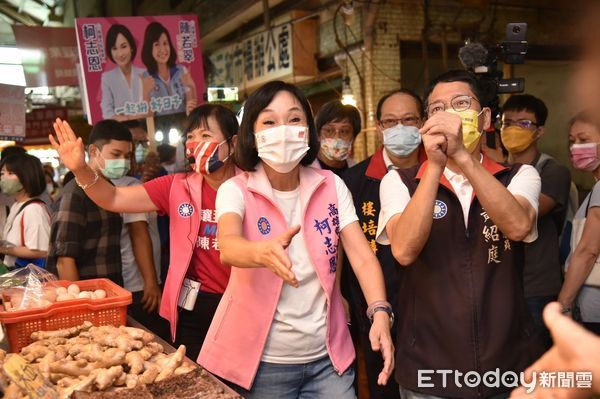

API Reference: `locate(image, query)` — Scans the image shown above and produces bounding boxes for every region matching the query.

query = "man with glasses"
[315,100,361,175]
[123,120,166,182]
[376,70,544,399]
[341,89,425,399]
[501,94,572,350]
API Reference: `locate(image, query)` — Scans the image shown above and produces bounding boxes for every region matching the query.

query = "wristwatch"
[366,300,395,328]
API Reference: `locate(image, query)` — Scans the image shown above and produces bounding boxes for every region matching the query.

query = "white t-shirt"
[2,200,51,267]
[112,177,162,293]
[216,172,357,364]
[376,162,540,245]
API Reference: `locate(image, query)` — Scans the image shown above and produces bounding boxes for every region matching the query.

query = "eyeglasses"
[426,95,480,117]
[320,125,354,139]
[501,119,540,130]
[135,140,150,147]
[379,116,420,129]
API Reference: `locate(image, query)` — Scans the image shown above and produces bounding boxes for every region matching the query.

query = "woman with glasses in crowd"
[314,100,361,176]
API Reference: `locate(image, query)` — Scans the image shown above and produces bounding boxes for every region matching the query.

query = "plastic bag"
[0,264,59,312]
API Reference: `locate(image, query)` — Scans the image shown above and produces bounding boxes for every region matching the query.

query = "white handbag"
[566,192,600,287]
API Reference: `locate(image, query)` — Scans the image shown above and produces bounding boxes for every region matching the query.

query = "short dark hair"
[121,119,147,131]
[502,94,548,126]
[0,154,46,197]
[142,22,177,76]
[89,119,133,148]
[423,70,491,110]
[315,100,361,138]
[157,144,176,163]
[235,81,319,171]
[105,24,137,64]
[184,104,239,143]
[376,89,424,120]
[1,146,26,160]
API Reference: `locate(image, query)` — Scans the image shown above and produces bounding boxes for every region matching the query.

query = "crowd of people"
[0,64,599,398]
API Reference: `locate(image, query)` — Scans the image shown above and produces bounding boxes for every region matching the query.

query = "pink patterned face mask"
[570,143,600,171]
[320,138,352,161]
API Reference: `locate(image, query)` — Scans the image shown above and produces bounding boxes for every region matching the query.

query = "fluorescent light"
[168,128,180,145]
[0,64,26,86]
[0,47,23,65]
[19,49,44,64]
[155,130,164,142]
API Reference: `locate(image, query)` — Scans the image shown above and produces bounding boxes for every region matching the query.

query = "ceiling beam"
[0,0,43,25]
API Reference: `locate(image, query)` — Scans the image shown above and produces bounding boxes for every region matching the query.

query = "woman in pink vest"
[49,104,239,360]
[198,81,394,398]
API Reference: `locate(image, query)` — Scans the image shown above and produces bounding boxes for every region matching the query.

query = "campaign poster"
[75,15,204,125]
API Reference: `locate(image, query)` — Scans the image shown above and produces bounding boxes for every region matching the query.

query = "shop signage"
[0,84,25,141]
[12,26,79,87]
[209,18,317,91]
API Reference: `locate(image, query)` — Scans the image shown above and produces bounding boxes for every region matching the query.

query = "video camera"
[458,23,528,94]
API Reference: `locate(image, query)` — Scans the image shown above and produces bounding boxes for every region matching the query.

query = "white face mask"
[46,183,54,194]
[255,125,309,173]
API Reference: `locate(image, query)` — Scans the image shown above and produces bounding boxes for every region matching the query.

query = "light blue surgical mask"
[97,154,130,179]
[135,143,149,164]
[383,124,422,157]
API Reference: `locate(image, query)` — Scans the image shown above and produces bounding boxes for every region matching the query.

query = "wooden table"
[126,316,240,397]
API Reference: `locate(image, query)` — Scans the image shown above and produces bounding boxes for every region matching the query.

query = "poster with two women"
[75,15,204,125]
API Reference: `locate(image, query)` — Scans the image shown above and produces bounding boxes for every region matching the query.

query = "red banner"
[12,26,79,87]
[24,107,68,145]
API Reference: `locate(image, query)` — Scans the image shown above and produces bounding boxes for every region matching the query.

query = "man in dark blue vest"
[377,70,545,399]
[342,89,425,398]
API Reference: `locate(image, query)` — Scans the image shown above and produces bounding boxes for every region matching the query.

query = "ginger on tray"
[30,321,93,341]
[14,322,194,398]
[154,345,186,382]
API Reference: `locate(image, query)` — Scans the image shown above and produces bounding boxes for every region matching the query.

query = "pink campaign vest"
[159,172,204,340]
[198,164,355,390]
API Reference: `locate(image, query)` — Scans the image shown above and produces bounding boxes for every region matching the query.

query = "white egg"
[67,284,80,295]
[93,289,107,299]
[56,293,75,302]
[55,287,68,296]
[77,291,92,299]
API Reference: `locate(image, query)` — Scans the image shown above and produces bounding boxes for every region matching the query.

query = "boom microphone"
[458,42,489,73]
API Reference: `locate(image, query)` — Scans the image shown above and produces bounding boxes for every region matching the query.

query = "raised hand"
[49,118,87,172]
[421,129,448,168]
[420,111,466,160]
[257,225,301,287]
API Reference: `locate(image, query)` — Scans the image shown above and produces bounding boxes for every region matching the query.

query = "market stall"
[0,270,240,398]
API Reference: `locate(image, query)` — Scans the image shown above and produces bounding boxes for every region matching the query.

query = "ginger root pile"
[0,322,193,399]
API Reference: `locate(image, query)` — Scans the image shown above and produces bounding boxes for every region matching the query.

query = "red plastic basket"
[0,279,132,352]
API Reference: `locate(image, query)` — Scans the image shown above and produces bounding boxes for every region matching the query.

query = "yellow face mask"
[446,108,484,153]
[500,126,536,154]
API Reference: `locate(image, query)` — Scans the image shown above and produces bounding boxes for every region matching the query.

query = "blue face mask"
[135,143,149,164]
[382,124,422,157]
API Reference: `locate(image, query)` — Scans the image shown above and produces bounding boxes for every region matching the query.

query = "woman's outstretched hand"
[49,118,87,173]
